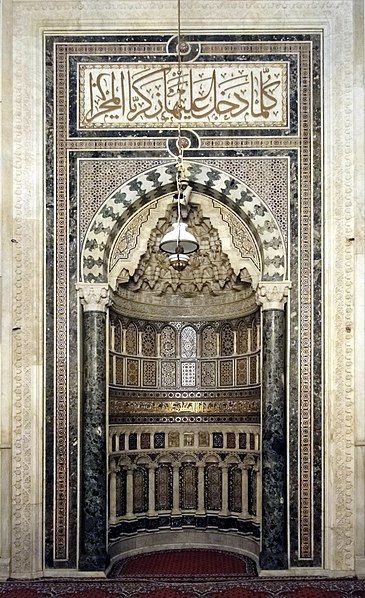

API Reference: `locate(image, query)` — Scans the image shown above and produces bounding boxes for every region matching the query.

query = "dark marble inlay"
[109,514,260,540]
[79,311,108,571]
[260,309,287,570]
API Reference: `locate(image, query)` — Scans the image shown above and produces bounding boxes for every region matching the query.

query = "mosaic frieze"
[220,360,234,387]
[201,326,217,357]
[109,314,260,398]
[181,362,196,387]
[125,323,138,355]
[115,356,123,385]
[141,324,157,357]
[220,323,234,356]
[126,359,138,386]
[237,358,248,386]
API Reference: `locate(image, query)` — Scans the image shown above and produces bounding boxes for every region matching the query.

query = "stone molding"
[76,283,110,312]
[255,282,291,311]
[4,0,358,579]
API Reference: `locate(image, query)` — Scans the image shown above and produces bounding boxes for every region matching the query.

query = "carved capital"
[255,281,291,311]
[76,283,110,312]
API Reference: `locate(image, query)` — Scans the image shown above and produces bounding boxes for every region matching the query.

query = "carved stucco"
[109,193,261,291]
[4,0,357,578]
[109,193,260,317]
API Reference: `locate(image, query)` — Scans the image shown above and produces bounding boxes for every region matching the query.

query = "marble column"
[76,283,110,571]
[109,459,119,525]
[256,281,291,570]
[126,468,134,519]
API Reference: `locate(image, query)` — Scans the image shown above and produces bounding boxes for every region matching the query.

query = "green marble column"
[77,283,109,571]
[256,282,290,571]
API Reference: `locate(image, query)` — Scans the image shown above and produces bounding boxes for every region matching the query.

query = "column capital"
[109,459,120,474]
[76,283,110,312]
[256,281,291,311]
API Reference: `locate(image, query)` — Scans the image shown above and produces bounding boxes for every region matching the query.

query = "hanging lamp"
[159,0,199,271]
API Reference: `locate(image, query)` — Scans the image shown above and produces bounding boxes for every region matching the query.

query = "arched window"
[141,324,157,357]
[250,320,258,352]
[201,325,217,357]
[181,326,197,358]
[114,320,122,353]
[220,323,234,356]
[160,326,176,358]
[237,320,248,354]
[125,322,138,355]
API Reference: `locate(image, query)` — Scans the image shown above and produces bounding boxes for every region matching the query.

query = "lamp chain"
[176,0,184,251]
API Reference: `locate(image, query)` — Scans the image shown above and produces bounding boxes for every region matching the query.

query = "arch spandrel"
[82,161,286,284]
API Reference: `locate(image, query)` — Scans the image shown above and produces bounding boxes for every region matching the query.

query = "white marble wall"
[0,0,363,579]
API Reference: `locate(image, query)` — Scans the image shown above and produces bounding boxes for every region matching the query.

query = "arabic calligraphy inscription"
[79,62,288,128]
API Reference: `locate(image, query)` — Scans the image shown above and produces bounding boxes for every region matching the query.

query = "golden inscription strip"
[109,399,260,416]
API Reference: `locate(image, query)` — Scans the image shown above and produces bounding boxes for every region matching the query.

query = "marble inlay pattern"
[45,31,322,570]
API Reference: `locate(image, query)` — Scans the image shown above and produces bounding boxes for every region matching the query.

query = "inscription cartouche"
[79,62,288,129]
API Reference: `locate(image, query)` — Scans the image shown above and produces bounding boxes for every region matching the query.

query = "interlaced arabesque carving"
[117,203,253,299]
[203,158,288,241]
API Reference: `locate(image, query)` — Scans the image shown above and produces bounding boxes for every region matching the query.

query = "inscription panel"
[79,62,288,129]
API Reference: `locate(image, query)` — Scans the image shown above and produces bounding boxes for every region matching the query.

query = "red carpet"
[109,548,256,578]
[1,578,365,597]
[1,551,365,598]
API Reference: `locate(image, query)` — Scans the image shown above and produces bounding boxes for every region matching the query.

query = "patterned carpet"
[109,549,257,579]
[1,578,365,597]
[1,550,365,597]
